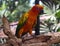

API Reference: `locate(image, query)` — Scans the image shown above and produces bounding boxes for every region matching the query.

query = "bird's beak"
[39,10,45,15]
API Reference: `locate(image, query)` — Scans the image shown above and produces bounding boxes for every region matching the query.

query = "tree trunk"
[35,0,40,35]
[35,15,40,35]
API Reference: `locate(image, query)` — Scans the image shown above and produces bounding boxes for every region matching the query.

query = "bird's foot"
[31,35,36,38]
[21,37,25,43]
[22,39,25,43]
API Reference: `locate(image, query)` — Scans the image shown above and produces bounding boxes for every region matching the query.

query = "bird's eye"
[36,7,40,10]
[36,7,41,11]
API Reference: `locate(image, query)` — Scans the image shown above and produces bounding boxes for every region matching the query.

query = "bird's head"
[32,4,44,15]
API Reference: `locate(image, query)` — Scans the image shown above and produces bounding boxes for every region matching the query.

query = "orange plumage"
[15,4,43,38]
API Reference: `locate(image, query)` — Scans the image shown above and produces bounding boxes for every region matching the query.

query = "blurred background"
[0,0,60,46]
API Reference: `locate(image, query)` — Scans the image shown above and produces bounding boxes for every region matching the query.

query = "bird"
[15,4,44,39]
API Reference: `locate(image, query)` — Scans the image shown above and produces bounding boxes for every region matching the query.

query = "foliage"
[57,27,60,32]
[44,6,53,14]
[0,0,30,22]
[41,0,60,11]
[53,10,60,32]
[55,10,60,20]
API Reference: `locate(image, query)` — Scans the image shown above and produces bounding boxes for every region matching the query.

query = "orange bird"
[15,4,44,38]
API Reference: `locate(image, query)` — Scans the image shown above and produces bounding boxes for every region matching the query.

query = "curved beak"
[39,10,46,15]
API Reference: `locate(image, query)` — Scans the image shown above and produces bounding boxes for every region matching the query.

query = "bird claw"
[22,39,25,43]
[31,35,36,38]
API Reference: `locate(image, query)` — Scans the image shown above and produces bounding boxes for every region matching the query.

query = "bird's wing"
[15,12,29,36]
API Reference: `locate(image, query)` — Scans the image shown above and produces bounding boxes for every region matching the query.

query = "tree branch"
[2,15,22,46]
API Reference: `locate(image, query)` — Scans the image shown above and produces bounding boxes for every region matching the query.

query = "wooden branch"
[22,32,60,46]
[2,15,14,37]
[2,16,22,46]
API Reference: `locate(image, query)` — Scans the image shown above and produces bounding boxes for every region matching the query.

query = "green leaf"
[57,28,60,32]
[55,10,60,19]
